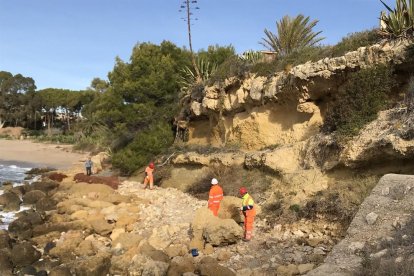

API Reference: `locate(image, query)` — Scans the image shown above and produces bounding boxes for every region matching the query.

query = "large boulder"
[23,190,46,204]
[197,257,236,276]
[0,230,11,249]
[30,180,59,194]
[49,231,84,262]
[218,196,244,223]
[88,217,114,236]
[112,232,143,252]
[110,252,169,276]
[20,210,44,226]
[10,242,41,267]
[73,252,111,276]
[0,192,21,211]
[35,196,57,212]
[167,256,196,276]
[218,196,262,223]
[139,241,170,263]
[8,216,33,240]
[0,251,13,276]
[191,208,243,247]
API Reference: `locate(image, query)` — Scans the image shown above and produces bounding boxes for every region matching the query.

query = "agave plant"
[380,0,414,38]
[179,58,217,101]
[239,50,264,64]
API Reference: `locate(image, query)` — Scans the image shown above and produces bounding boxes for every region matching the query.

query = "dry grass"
[358,215,414,276]
[186,165,272,201]
[300,175,379,229]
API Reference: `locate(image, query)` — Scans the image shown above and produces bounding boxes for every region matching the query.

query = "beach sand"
[0,139,87,169]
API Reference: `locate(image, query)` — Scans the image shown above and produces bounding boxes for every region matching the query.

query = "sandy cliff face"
[182,39,414,164]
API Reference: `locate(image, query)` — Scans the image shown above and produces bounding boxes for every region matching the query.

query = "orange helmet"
[239,187,247,195]
[149,162,155,169]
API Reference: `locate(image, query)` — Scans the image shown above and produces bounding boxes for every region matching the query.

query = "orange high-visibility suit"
[208,185,223,216]
[241,193,256,240]
[143,166,154,189]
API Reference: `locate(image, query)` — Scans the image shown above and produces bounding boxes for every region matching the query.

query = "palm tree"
[261,14,325,56]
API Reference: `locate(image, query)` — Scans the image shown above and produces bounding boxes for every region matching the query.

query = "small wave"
[0,205,32,230]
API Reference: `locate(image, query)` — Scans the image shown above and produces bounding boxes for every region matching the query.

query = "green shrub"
[289,204,301,213]
[209,56,249,83]
[329,29,382,57]
[111,122,174,175]
[33,134,77,144]
[250,60,279,77]
[322,65,395,138]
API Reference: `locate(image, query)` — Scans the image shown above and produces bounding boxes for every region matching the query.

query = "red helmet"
[149,162,155,169]
[239,187,247,195]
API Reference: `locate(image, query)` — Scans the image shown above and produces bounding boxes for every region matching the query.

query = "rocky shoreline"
[0,152,342,276]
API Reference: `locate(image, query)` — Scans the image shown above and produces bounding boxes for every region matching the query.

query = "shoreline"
[0,139,86,169]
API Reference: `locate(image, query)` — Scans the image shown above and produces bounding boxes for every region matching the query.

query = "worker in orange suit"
[239,187,256,241]
[143,162,155,190]
[208,178,223,216]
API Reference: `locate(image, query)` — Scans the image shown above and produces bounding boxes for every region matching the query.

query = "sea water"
[0,161,36,230]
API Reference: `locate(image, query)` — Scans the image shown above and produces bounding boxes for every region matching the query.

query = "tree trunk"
[47,113,52,136]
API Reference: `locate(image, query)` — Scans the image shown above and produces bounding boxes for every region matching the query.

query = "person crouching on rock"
[239,187,256,241]
[85,157,93,176]
[143,162,155,190]
[208,178,223,216]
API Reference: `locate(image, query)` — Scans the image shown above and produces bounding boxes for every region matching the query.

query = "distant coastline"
[0,139,86,169]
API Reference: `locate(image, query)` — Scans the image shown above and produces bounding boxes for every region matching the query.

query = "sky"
[0,0,392,90]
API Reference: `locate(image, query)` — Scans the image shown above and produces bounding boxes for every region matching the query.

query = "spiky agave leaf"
[380,0,414,38]
[179,58,217,102]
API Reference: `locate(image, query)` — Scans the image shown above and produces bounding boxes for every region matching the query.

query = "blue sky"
[0,0,391,90]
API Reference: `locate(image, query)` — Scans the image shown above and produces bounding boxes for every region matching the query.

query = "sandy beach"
[0,139,87,169]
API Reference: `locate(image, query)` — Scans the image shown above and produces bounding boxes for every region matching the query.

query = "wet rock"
[0,192,21,211]
[33,221,88,236]
[0,229,11,249]
[23,190,46,204]
[35,197,57,212]
[22,210,44,226]
[8,216,33,240]
[17,265,37,276]
[0,252,13,274]
[30,181,59,194]
[10,242,41,267]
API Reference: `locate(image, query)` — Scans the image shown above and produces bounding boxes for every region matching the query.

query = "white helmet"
[211,178,218,185]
